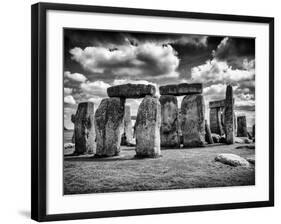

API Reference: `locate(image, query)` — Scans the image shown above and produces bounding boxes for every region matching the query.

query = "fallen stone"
[74,102,96,155]
[237,116,248,137]
[211,133,221,143]
[235,137,245,144]
[246,157,255,165]
[160,95,180,147]
[159,83,202,96]
[135,96,161,158]
[209,99,225,108]
[225,85,234,144]
[181,94,206,147]
[107,84,156,98]
[95,97,125,157]
[215,153,250,167]
[64,143,75,149]
[205,121,214,144]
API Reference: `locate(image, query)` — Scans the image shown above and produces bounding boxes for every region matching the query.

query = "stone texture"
[159,95,179,147]
[159,83,202,96]
[135,96,161,158]
[215,153,250,167]
[211,133,221,143]
[209,107,224,135]
[74,102,96,155]
[225,85,234,144]
[107,84,156,98]
[70,114,76,143]
[181,94,206,147]
[209,100,225,108]
[121,105,134,146]
[237,116,247,137]
[205,120,214,144]
[94,98,125,157]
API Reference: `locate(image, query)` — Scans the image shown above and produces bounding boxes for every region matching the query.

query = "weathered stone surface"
[64,143,75,149]
[209,100,225,108]
[211,133,221,143]
[121,105,134,146]
[215,153,250,167]
[107,84,156,98]
[237,116,247,137]
[70,114,76,143]
[135,96,161,157]
[74,102,96,155]
[159,95,179,147]
[159,83,202,96]
[95,98,125,157]
[225,85,234,144]
[235,137,245,144]
[209,107,224,135]
[181,94,206,147]
[205,120,214,144]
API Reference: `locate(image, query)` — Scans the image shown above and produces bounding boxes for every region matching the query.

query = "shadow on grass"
[64,154,158,162]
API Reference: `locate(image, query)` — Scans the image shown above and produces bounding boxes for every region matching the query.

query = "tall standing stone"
[159,95,179,147]
[135,96,161,158]
[205,120,214,144]
[209,107,224,135]
[94,97,125,157]
[181,94,206,147]
[122,105,134,145]
[74,102,95,155]
[71,114,75,143]
[237,116,248,137]
[225,85,234,144]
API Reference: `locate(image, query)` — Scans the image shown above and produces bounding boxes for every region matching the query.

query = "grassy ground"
[64,141,255,195]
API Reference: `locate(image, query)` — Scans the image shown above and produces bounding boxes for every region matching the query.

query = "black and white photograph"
[63,29,256,195]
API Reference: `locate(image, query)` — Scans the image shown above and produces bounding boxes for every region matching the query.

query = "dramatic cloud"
[212,37,255,69]
[191,59,255,85]
[80,80,110,97]
[64,87,73,95]
[64,95,76,105]
[70,42,180,79]
[64,71,87,83]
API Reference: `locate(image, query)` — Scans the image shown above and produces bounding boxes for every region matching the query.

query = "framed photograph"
[31,2,274,222]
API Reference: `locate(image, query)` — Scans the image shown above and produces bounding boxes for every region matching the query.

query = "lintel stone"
[159,83,202,96]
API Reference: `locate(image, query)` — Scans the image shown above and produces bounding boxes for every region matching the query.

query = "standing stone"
[237,116,248,137]
[94,98,125,157]
[74,102,95,155]
[70,114,76,143]
[181,94,206,147]
[234,113,237,136]
[225,85,234,144]
[209,107,224,135]
[205,120,214,144]
[135,96,161,158]
[159,95,179,147]
[121,105,134,145]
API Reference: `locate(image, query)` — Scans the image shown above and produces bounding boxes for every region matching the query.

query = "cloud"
[212,37,255,69]
[64,87,72,95]
[190,59,255,85]
[80,80,111,97]
[64,71,87,83]
[64,95,76,105]
[70,42,180,79]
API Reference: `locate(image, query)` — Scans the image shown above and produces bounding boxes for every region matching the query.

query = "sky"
[63,29,255,130]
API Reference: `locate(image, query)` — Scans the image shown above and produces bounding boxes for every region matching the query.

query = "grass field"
[64,130,255,195]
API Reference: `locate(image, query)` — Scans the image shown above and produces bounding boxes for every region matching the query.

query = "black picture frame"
[31,2,274,222]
